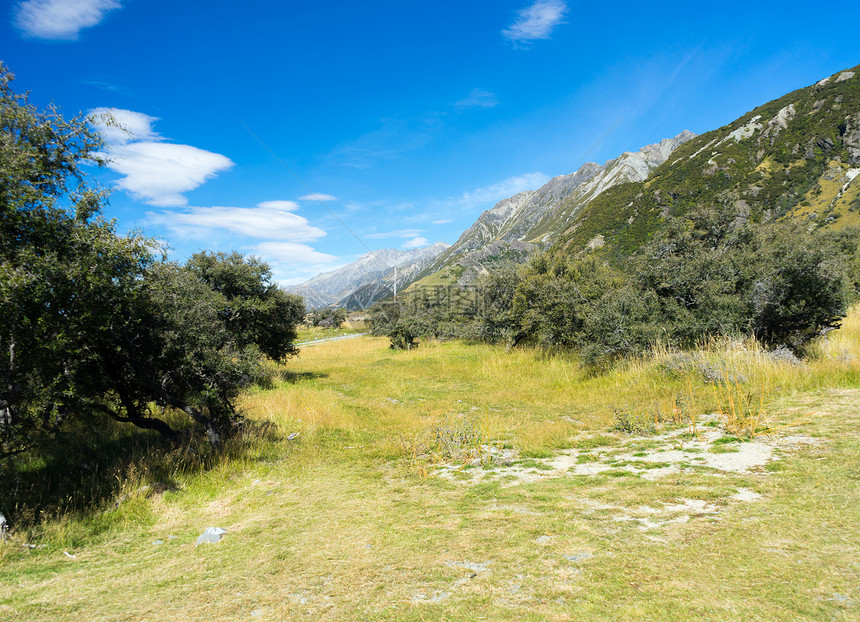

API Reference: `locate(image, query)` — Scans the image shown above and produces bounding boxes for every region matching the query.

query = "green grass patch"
[1,307,859,619]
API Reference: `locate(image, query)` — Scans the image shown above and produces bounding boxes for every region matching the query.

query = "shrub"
[310,307,348,329]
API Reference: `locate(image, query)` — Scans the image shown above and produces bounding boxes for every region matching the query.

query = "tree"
[500,204,858,360]
[310,307,348,329]
[0,64,304,460]
[631,205,858,351]
[513,254,626,351]
[630,205,757,346]
[1,61,130,459]
[473,266,523,346]
[185,251,304,360]
[748,224,856,348]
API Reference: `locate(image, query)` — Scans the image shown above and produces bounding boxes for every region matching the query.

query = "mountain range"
[413,130,696,287]
[549,64,859,258]
[292,63,859,310]
[289,242,449,310]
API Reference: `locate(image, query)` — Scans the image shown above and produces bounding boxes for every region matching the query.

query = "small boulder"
[196,527,227,546]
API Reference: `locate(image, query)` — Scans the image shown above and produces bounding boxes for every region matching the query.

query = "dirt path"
[294,333,369,348]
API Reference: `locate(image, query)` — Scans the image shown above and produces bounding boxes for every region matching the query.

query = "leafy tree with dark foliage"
[373,202,858,362]
[746,224,856,348]
[0,64,303,462]
[186,251,304,360]
[310,307,348,329]
[631,205,857,351]
[473,266,523,346]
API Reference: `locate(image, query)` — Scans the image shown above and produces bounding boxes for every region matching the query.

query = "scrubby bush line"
[308,307,348,329]
[373,204,860,361]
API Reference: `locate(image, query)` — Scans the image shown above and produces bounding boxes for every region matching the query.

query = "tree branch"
[91,402,179,441]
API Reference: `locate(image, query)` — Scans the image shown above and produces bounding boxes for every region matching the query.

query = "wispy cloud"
[89,107,233,207]
[502,0,567,45]
[364,229,424,240]
[331,115,443,169]
[442,172,549,212]
[145,201,336,285]
[456,89,499,109]
[14,0,121,40]
[81,79,135,96]
[298,193,337,202]
[257,200,300,212]
[148,203,326,242]
[253,241,337,265]
[403,236,430,249]
[252,241,342,288]
[361,228,433,249]
[373,173,549,230]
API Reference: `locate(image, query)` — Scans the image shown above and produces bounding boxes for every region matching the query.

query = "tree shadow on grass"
[0,412,282,535]
[264,368,329,388]
[276,370,329,384]
[253,369,328,390]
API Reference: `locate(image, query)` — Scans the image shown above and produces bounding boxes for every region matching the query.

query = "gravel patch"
[435,423,817,486]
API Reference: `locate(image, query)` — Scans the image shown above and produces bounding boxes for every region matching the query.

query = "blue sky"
[3,0,858,284]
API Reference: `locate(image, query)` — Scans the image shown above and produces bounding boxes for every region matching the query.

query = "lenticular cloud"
[88,107,234,207]
[502,0,567,44]
[14,0,121,40]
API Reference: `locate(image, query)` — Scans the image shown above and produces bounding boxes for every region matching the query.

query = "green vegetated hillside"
[551,65,860,259]
[409,132,695,290]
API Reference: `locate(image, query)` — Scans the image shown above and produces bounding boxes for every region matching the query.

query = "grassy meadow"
[2,310,860,620]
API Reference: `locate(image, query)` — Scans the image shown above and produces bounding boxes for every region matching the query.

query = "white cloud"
[432,219,453,225]
[252,242,342,287]
[445,172,550,212]
[14,0,121,40]
[106,142,233,207]
[365,229,424,240]
[503,0,567,44]
[89,107,159,144]
[89,107,233,207]
[257,200,300,211]
[149,203,326,242]
[253,242,337,265]
[298,193,337,202]
[403,236,430,249]
[456,89,499,109]
[145,202,335,285]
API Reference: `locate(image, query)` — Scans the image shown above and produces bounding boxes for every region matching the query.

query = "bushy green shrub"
[310,307,348,329]
[372,204,859,363]
[0,65,304,461]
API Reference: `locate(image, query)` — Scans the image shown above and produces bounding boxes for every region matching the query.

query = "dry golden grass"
[2,310,860,620]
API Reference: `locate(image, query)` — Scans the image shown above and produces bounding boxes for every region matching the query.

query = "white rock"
[721,116,763,144]
[196,527,228,546]
[764,104,796,140]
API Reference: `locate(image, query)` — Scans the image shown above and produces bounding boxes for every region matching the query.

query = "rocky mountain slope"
[550,64,860,258]
[414,131,696,287]
[292,64,858,311]
[289,242,449,310]
[336,252,436,310]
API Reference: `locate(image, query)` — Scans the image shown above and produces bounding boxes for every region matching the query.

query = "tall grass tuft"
[712,377,770,437]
